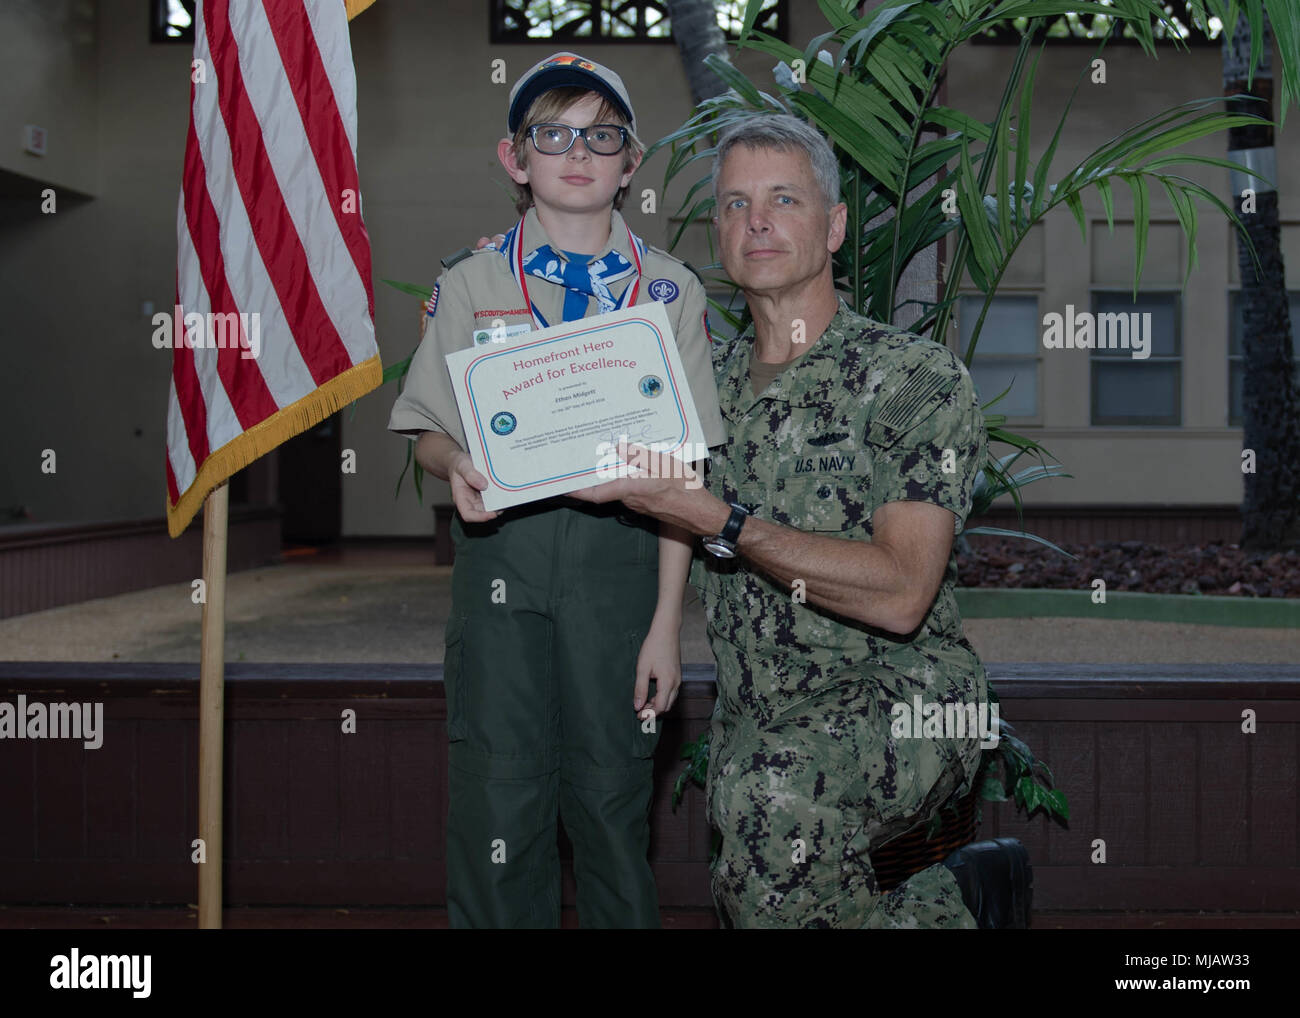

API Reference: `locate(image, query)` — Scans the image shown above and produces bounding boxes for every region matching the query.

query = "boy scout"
[388,53,725,928]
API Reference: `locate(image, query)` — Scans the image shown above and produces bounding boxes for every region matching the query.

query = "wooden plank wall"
[0,509,281,619]
[1,662,1295,914]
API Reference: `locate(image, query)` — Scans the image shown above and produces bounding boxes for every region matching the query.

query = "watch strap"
[719,502,748,544]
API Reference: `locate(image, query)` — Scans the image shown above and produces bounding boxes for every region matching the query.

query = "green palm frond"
[653,0,1297,548]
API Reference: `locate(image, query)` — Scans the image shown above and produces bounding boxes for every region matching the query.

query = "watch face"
[704,538,737,559]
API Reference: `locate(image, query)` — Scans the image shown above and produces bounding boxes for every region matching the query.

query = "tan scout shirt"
[387,208,727,453]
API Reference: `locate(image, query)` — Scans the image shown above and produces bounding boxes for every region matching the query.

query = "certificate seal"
[647,278,679,303]
[638,375,664,398]
[490,411,517,436]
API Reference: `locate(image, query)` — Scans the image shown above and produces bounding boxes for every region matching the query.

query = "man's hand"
[448,451,500,523]
[568,442,729,537]
[475,233,507,252]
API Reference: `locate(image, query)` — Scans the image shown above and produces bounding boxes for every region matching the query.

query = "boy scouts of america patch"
[648,278,679,303]
[425,283,440,318]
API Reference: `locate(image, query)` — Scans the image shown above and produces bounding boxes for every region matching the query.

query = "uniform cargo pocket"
[442,614,468,743]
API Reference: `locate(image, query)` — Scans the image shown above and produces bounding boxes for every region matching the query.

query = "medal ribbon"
[506,216,643,329]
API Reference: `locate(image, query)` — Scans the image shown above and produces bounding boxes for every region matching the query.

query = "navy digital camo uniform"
[693,301,989,928]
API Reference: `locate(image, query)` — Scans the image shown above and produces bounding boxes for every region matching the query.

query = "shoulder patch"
[644,243,705,285]
[440,246,474,270]
[425,282,440,319]
[874,363,956,431]
[648,277,680,303]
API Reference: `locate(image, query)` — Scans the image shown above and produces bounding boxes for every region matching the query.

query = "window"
[957,295,1040,419]
[151,0,195,43]
[975,1,1222,45]
[1090,291,1181,426]
[1228,290,1300,426]
[490,1,788,44]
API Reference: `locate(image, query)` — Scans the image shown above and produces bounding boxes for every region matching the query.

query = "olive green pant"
[442,500,662,928]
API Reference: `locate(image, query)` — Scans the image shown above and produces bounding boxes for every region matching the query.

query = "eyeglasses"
[528,123,628,156]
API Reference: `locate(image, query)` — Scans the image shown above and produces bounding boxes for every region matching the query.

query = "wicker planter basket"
[872,788,980,892]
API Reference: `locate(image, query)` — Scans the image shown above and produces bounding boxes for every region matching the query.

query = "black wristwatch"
[703,503,749,559]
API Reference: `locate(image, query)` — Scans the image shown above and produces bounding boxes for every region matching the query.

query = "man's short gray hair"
[712,114,841,210]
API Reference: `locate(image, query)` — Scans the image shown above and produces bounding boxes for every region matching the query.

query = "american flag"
[165,0,380,537]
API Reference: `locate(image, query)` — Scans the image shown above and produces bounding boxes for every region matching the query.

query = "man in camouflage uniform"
[572,114,988,928]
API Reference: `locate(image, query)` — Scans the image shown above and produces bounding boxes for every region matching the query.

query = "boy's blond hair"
[509,87,645,216]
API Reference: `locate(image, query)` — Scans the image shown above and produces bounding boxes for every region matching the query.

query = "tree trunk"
[664,0,730,104]
[1223,10,1300,549]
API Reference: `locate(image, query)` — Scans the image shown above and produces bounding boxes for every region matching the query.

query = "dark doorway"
[277,413,342,543]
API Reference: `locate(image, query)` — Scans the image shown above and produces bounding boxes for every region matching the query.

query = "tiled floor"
[2,541,1296,664]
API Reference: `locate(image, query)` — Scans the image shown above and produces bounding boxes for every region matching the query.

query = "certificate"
[445,301,710,511]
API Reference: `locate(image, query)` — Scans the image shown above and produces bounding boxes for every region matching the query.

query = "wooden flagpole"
[190,0,374,934]
[198,480,229,929]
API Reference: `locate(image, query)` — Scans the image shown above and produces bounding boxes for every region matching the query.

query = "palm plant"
[378,279,436,501]
[651,0,1296,550]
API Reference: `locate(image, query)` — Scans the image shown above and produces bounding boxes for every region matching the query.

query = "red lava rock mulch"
[956,538,1300,598]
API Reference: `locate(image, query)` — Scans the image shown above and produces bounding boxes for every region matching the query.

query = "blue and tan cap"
[507,52,636,134]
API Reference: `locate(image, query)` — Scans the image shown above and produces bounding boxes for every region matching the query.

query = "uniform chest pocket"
[766,475,860,534]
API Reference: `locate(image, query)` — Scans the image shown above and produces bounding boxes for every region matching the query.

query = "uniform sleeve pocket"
[767,476,854,534]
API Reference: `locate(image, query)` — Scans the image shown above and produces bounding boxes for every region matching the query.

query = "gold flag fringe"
[165,354,383,538]
[345,0,378,20]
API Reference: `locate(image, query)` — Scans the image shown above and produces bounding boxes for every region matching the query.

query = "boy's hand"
[449,451,500,523]
[635,615,682,716]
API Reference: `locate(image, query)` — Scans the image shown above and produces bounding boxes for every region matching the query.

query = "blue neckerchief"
[521,244,636,323]
[501,217,645,327]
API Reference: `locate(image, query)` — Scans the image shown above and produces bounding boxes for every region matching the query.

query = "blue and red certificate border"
[460,314,692,493]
